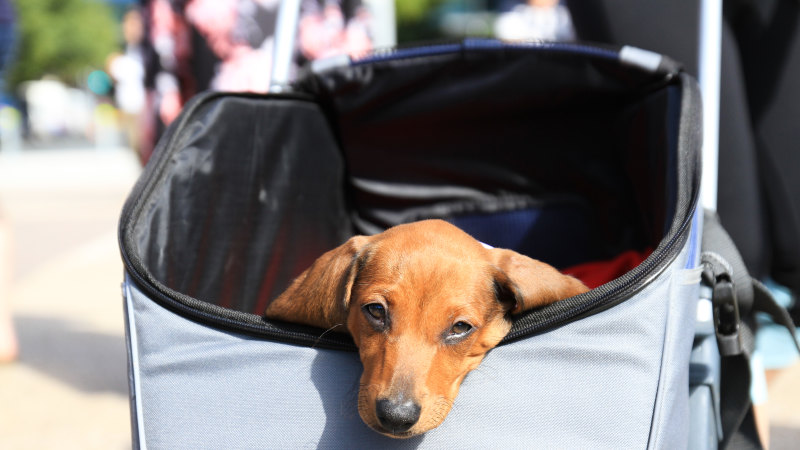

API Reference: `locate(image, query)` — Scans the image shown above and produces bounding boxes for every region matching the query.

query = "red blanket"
[562,249,652,289]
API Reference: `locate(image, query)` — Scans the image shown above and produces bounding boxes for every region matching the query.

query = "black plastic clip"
[704,268,743,357]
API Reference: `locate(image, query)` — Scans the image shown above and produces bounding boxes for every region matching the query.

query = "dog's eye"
[449,321,473,337]
[363,303,386,324]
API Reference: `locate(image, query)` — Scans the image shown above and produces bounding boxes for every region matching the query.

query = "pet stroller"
[118,30,797,450]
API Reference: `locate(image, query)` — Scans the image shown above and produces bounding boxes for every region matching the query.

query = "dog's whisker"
[417,396,454,431]
[311,323,344,348]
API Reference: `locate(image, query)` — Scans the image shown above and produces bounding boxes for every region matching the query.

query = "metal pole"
[698,0,723,211]
[271,0,303,93]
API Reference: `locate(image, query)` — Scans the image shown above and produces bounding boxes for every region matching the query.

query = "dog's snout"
[375,397,421,434]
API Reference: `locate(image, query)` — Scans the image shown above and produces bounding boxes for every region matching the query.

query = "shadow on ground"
[772,426,800,450]
[14,315,128,394]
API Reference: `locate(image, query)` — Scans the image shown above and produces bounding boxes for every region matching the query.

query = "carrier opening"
[122,43,689,324]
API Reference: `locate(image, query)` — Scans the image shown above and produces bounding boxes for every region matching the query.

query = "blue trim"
[686,207,702,269]
[352,43,463,65]
[353,39,621,66]
[465,38,620,60]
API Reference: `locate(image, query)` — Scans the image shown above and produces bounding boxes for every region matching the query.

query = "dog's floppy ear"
[265,235,370,329]
[490,248,589,314]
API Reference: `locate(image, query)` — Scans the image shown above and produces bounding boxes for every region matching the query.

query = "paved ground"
[0,148,138,449]
[0,147,797,449]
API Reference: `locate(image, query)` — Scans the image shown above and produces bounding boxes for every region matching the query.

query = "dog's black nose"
[375,397,421,434]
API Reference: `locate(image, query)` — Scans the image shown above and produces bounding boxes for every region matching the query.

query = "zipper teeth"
[120,52,693,350]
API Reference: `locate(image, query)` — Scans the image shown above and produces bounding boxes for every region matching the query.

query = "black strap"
[701,210,800,449]
[719,352,758,449]
[752,279,800,354]
[725,405,764,450]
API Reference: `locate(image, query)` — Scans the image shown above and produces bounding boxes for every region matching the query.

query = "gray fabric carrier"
[124,246,700,449]
[119,41,704,449]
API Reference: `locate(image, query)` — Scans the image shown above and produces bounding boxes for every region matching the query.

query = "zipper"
[119,45,696,351]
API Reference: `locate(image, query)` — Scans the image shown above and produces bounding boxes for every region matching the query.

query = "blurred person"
[138,0,373,165]
[0,0,16,363]
[297,0,372,62]
[185,0,276,93]
[494,0,575,42]
[139,0,280,164]
[108,8,146,153]
[139,0,190,164]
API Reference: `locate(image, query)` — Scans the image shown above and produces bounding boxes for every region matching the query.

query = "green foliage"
[396,0,438,22]
[8,0,118,89]
[395,0,447,43]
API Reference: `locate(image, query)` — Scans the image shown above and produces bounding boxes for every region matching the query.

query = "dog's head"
[266,219,588,438]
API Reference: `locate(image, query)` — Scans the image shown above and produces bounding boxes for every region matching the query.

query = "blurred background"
[0,0,798,448]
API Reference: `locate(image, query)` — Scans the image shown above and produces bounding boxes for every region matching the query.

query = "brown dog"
[265,219,588,438]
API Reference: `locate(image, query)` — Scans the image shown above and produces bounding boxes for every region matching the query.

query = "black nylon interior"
[305,49,678,266]
[131,97,352,314]
[127,47,682,316]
